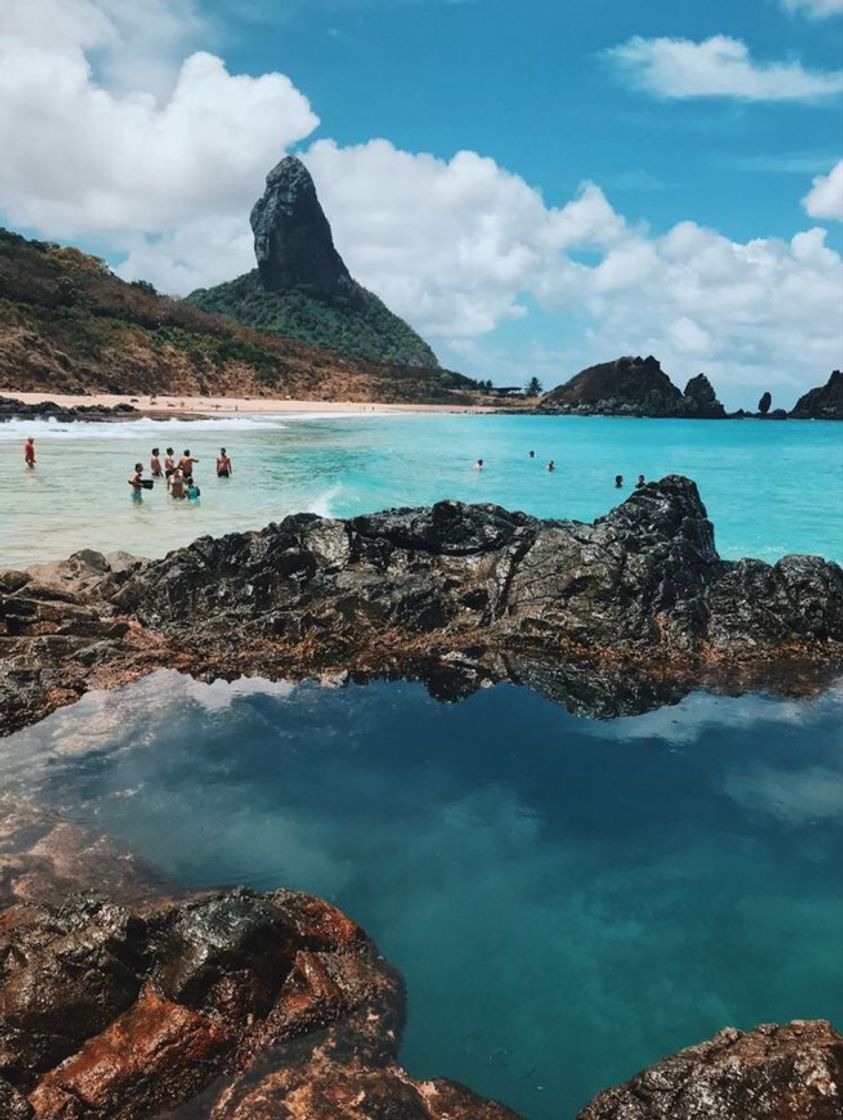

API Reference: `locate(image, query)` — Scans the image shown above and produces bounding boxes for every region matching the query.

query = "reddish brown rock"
[577,1020,843,1120]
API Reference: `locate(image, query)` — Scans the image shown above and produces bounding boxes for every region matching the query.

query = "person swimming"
[150,448,162,478]
[473,458,484,470]
[24,437,35,469]
[216,447,232,478]
[528,450,535,459]
[636,474,646,488]
[547,459,555,472]
[164,448,176,479]
[615,474,623,488]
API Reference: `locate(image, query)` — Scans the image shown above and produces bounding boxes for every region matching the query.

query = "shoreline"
[1,389,499,419]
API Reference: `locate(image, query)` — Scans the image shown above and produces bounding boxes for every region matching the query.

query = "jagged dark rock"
[683,372,726,418]
[541,356,727,418]
[250,157,352,295]
[758,390,772,415]
[1,477,841,736]
[577,1020,843,1119]
[0,396,136,423]
[188,158,440,369]
[790,370,843,419]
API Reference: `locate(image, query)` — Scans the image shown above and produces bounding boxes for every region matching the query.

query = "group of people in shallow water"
[127,446,232,501]
[473,449,647,488]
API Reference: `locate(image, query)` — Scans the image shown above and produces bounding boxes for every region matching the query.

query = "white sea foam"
[0,416,289,441]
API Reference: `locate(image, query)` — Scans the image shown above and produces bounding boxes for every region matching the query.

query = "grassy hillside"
[0,229,477,402]
[189,271,439,369]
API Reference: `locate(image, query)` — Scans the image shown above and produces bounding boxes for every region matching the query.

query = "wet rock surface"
[2,476,842,735]
[0,801,837,1118]
[0,798,520,1120]
[577,1019,843,1119]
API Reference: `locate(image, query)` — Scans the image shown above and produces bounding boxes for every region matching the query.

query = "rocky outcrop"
[791,370,843,419]
[541,356,728,418]
[578,1020,843,1119]
[2,477,842,735]
[0,396,136,423]
[251,157,351,295]
[683,373,726,418]
[188,160,440,369]
[758,390,772,415]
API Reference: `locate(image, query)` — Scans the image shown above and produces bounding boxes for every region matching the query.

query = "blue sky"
[224,0,842,245]
[1,0,841,406]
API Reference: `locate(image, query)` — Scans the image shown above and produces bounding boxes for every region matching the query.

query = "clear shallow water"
[0,413,841,567]
[3,673,842,1118]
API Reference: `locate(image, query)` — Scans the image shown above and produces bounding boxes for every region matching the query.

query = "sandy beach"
[2,390,501,418]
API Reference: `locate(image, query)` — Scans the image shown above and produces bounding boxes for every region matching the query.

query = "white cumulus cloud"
[0,2,841,405]
[607,34,843,101]
[781,0,843,17]
[802,160,843,220]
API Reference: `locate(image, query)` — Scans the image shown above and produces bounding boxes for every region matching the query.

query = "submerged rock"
[577,1019,843,1119]
[790,370,843,420]
[1,477,842,734]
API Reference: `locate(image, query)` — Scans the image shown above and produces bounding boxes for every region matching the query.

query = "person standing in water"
[636,474,646,488]
[164,448,176,479]
[473,458,484,470]
[216,448,232,478]
[128,463,144,499]
[150,448,162,478]
[547,459,556,472]
[179,449,199,480]
[168,468,186,499]
[615,474,624,488]
[24,437,35,468]
[529,450,535,459]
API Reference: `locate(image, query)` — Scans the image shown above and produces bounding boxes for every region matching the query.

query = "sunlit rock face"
[577,1020,843,1120]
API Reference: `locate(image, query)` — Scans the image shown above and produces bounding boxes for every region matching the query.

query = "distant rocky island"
[188,156,439,369]
[791,369,843,420]
[539,354,843,419]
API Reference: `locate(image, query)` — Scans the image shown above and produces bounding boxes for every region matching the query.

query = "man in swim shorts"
[178,450,198,480]
[24,437,35,468]
[150,448,162,478]
[216,448,232,478]
[128,463,144,498]
[164,448,176,479]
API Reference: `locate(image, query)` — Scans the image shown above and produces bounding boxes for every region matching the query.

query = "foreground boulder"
[1,477,842,734]
[0,885,519,1120]
[790,370,843,420]
[578,1020,843,1119]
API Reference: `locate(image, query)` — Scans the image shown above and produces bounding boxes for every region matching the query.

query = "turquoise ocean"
[1,412,842,1118]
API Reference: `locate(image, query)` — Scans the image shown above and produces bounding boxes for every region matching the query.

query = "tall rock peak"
[250,156,351,293]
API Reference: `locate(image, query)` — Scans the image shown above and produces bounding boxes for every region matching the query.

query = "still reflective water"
[3,672,842,1118]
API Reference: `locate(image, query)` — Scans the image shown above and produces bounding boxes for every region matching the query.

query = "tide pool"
[0,413,841,568]
[2,673,842,1119]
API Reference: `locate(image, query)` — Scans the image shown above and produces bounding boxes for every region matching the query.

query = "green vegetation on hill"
[0,229,478,402]
[188,270,439,369]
